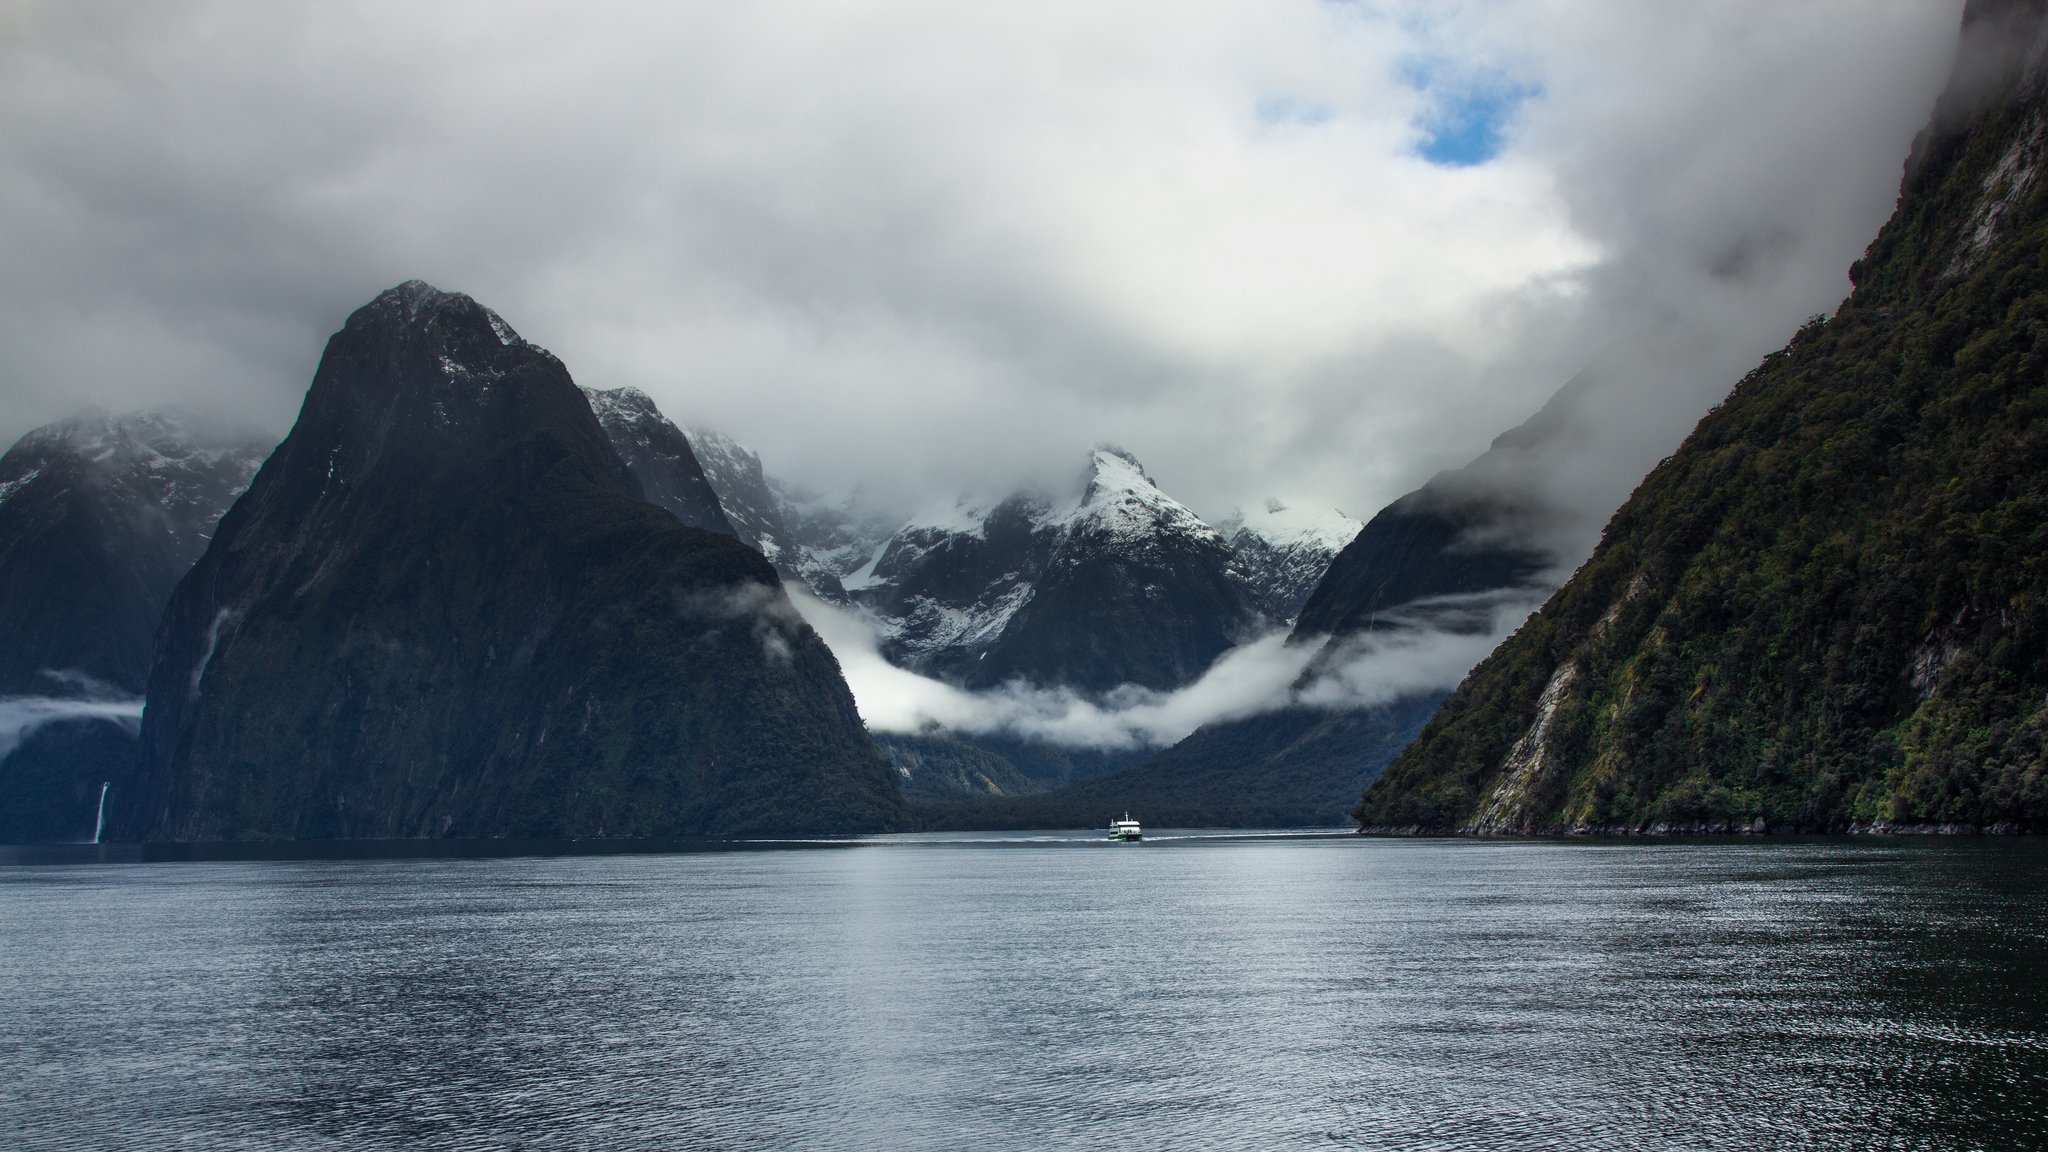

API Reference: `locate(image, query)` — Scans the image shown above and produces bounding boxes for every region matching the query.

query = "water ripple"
[1,837,2044,1150]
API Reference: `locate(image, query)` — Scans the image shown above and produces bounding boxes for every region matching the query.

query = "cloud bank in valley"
[0,675,145,758]
[790,586,1542,750]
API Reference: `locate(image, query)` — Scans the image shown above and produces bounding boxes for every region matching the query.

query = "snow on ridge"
[888,579,1038,664]
[0,467,42,507]
[484,309,522,347]
[1042,446,1220,545]
[837,540,892,592]
[1223,498,1362,554]
[15,409,267,470]
[899,495,998,541]
[582,385,658,421]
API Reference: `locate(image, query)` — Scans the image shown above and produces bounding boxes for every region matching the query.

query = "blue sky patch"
[1403,59,1539,167]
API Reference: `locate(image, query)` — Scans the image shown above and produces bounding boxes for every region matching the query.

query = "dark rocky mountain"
[853,447,1271,695]
[1292,461,1556,645]
[1360,0,2048,834]
[583,386,734,536]
[680,424,820,593]
[116,281,903,841]
[680,424,897,601]
[0,410,266,842]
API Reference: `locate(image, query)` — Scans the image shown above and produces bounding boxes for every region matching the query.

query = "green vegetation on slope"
[1359,3,2048,834]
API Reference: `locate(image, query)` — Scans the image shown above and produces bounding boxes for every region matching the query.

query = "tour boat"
[1107,814,1142,842]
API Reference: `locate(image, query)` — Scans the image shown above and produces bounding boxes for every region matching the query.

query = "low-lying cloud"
[1293,588,1550,711]
[789,585,1541,751]
[0,674,145,759]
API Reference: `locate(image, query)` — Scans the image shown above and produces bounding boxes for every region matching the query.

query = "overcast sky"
[0,0,1961,530]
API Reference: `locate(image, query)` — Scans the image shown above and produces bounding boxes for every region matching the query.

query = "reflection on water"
[1,836,2043,1150]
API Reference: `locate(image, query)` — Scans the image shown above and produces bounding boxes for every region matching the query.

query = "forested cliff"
[1359,0,2048,834]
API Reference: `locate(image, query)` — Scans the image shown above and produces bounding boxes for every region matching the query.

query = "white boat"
[1107,814,1142,842]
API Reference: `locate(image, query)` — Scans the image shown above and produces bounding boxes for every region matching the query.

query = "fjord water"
[2,836,2043,1151]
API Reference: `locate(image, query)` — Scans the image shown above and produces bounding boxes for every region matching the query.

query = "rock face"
[854,448,1271,695]
[0,411,267,696]
[681,425,897,601]
[120,281,903,841]
[583,386,734,537]
[1217,500,1362,622]
[0,410,266,842]
[1359,0,2048,834]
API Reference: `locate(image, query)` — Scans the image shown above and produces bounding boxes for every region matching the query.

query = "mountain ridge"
[1357,0,2048,835]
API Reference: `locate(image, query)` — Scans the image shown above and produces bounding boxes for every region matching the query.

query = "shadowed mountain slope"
[118,281,903,841]
[1360,0,2048,834]
[0,411,266,842]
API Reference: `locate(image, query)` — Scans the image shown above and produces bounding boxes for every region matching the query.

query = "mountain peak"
[351,279,529,351]
[585,384,659,417]
[1083,445,1154,495]
[125,284,902,840]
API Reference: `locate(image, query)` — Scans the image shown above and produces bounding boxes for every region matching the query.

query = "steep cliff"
[1360,0,2048,834]
[120,282,903,840]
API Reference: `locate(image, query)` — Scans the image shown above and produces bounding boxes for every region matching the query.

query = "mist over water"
[2,837,2043,1151]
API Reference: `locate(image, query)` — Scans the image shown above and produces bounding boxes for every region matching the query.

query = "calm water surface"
[2,833,2044,1150]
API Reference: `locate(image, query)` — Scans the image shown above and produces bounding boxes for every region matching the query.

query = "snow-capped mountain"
[582,387,733,536]
[0,408,269,695]
[1217,499,1362,621]
[591,388,1355,697]
[850,447,1273,694]
[0,407,270,842]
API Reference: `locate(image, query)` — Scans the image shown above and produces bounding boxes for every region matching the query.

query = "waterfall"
[92,782,109,845]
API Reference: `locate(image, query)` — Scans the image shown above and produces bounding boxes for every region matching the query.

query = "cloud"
[0,1,1963,549]
[1293,588,1549,709]
[789,583,1538,750]
[0,676,145,759]
[676,581,806,664]
[791,585,1311,749]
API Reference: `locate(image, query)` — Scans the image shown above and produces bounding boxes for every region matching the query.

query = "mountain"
[116,281,904,841]
[680,424,896,601]
[980,423,1565,827]
[0,410,266,842]
[582,386,733,536]
[873,732,1043,801]
[854,447,1271,695]
[1358,0,2048,835]
[1218,500,1362,622]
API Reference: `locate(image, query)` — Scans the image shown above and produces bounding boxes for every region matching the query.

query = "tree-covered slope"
[922,698,1443,830]
[118,282,903,841]
[1359,0,2048,834]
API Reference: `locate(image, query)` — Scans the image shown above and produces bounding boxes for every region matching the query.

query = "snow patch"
[838,540,892,592]
[485,309,522,347]
[0,467,43,507]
